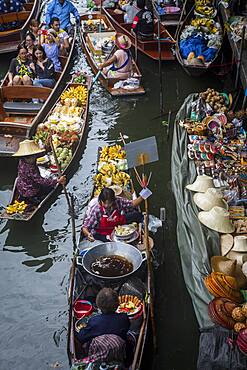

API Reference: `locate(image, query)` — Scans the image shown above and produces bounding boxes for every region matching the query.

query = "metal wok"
[79,242,146,280]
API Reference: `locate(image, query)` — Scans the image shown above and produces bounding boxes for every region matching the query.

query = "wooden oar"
[89,70,102,92]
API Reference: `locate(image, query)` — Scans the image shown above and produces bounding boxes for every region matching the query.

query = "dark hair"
[137,0,145,9]
[17,44,28,54]
[30,19,39,28]
[32,45,47,63]
[50,17,60,27]
[96,288,119,314]
[25,32,36,42]
[98,187,116,203]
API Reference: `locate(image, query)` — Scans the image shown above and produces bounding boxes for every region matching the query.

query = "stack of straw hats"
[204,272,243,303]
[208,297,237,330]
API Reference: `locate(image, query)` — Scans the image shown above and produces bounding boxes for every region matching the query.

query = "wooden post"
[234,25,246,90]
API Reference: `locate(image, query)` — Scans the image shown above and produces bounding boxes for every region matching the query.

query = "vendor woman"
[82,187,148,242]
[98,34,132,80]
[13,139,66,205]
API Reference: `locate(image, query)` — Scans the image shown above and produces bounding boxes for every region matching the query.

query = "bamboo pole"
[174,0,188,41]
[234,25,246,90]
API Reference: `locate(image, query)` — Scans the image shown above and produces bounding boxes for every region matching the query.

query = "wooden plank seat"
[0,11,31,25]
[3,101,43,115]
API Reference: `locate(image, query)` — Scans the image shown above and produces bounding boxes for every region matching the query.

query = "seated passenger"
[24,32,36,60]
[13,140,66,205]
[42,29,61,72]
[82,187,144,242]
[76,288,130,347]
[49,17,70,56]
[132,0,154,40]
[98,34,132,80]
[31,45,56,88]
[45,0,80,35]
[8,45,33,86]
[28,19,40,42]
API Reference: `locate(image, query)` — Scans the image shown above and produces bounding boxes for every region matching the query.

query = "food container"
[114,224,136,240]
[50,164,58,174]
[73,300,93,320]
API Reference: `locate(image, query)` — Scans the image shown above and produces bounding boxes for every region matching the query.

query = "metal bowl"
[79,242,146,280]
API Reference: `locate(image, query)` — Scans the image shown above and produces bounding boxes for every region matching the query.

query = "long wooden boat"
[0,76,91,221]
[0,26,77,157]
[175,7,222,77]
[80,13,145,97]
[67,143,152,369]
[0,0,40,54]
[102,7,175,61]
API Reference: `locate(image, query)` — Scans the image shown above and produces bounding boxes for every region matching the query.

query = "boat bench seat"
[3,101,43,115]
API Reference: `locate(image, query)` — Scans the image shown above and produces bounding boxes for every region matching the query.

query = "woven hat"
[194,188,228,211]
[198,206,235,234]
[232,236,247,253]
[186,175,214,193]
[115,34,131,50]
[211,256,247,289]
[221,234,234,256]
[13,139,45,157]
[109,185,122,196]
[204,272,243,303]
[227,251,247,266]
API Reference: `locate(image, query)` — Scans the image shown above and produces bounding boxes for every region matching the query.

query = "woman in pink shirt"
[98,34,132,80]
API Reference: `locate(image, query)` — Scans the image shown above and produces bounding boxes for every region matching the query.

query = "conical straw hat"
[232,236,247,252]
[115,34,131,50]
[221,234,234,256]
[13,139,45,157]
[211,256,247,288]
[186,175,214,193]
[227,251,247,266]
[198,206,235,233]
[194,188,228,211]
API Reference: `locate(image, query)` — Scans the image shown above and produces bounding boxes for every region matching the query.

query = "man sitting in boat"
[49,17,70,55]
[132,0,154,40]
[76,288,130,364]
[13,140,66,205]
[8,45,33,86]
[98,34,133,80]
[45,0,80,35]
[82,187,146,242]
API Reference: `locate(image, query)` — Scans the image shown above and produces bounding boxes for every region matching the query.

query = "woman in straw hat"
[98,34,133,80]
[13,140,66,205]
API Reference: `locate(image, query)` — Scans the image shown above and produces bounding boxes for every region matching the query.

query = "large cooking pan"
[78,242,146,280]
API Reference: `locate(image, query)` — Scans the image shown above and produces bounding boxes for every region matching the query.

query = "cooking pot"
[77,242,146,280]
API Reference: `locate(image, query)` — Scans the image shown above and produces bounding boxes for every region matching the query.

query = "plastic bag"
[148,214,162,233]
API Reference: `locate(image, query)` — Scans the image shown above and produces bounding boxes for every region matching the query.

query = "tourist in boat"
[121,0,139,24]
[45,0,80,34]
[24,32,36,60]
[75,287,130,363]
[8,45,33,86]
[42,29,62,72]
[49,17,70,56]
[132,0,154,39]
[30,45,56,88]
[98,34,133,80]
[82,186,146,242]
[28,19,40,42]
[13,140,66,205]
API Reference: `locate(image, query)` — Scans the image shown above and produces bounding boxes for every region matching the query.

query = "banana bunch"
[195,0,214,5]
[61,86,88,107]
[112,172,130,187]
[191,18,217,33]
[100,163,117,176]
[6,200,28,215]
[99,145,126,162]
[195,5,215,17]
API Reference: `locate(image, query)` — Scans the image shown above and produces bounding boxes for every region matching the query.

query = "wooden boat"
[0,26,77,157]
[67,143,152,369]
[0,0,40,54]
[175,7,223,77]
[102,7,175,61]
[0,76,91,221]
[80,13,145,97]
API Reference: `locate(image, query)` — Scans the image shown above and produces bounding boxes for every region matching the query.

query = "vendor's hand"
[57,175,66,186]
[8,81,13,86]
[87,233,95,242]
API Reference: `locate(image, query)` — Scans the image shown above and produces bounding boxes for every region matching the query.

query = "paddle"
[89,70,103,92]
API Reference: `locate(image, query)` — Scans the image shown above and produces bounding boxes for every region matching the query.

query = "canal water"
[0,4,233,370]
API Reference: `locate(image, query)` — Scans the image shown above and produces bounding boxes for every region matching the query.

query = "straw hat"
[232,236,247,253]
[242,261,247,278]
[221,234,234,256]
[115,34,131,50]
[211,256,247,289]
[193,188,228,211]
[186,175,214,193]
[227,251,247,266]
[198,206,235,234]
[205,272,243,303]
[12,139,45,157]
[109,185,122,196]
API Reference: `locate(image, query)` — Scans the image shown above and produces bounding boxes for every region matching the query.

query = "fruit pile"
[6,200,28,215]
[195,0,216,18]
[61,86,88,107]
[55,147,73,170]
[94,145,130,196]
[199,88,228,113]
[191,18,219,34]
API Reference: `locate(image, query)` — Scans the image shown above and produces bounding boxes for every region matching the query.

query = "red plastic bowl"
[73,300,93,320]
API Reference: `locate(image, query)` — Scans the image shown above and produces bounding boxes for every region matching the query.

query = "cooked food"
[117,295,142,315]
[115,223,136,237]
